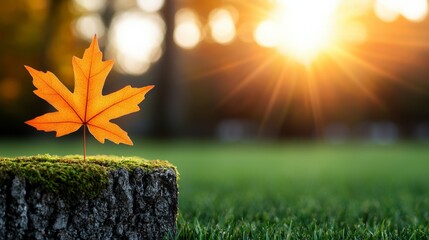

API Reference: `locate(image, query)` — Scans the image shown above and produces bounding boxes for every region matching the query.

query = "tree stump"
[0,155,178,240]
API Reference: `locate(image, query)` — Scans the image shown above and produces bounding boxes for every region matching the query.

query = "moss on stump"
[0,155,179,240]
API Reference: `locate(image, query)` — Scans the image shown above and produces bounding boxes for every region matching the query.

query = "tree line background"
[1,0,429,142]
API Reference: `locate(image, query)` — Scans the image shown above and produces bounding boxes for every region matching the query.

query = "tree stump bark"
[0,164,178,240]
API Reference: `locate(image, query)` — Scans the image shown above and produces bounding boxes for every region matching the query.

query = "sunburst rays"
[183,0,429,137]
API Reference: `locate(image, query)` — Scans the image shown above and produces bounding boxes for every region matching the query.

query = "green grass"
[1,139,429,239]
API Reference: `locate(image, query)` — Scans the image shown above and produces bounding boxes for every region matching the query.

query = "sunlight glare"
[341,0,373,16]
[237,22,256,43]
[340,22,367,44]
[260,0,340,64]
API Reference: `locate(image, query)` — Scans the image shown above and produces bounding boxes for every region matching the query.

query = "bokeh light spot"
[401,0,428,22]
[0,78,21,101]
[73,0,106,12]
[137,0,165,13]
[374,0,401,22]
[174,9,202,49]
[74,14,105,41]
[108,11,165,75]
[208,8,237,45]
[254,20,278,47]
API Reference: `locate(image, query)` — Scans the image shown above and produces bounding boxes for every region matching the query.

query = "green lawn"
[1,139,429,239]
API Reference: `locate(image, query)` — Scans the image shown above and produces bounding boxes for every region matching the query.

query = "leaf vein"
[86,88,145,123]
[34,71,83,123]
[87,123,129,141]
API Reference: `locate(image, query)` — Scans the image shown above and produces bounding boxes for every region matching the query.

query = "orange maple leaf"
[25,36,154,154]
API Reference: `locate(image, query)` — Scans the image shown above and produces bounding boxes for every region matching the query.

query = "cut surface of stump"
[0,155,178,240]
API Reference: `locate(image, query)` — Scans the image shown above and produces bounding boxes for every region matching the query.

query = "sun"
[255,0,339,65]
[188,0,429,137]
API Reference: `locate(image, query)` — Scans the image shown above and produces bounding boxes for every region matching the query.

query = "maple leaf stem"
[83,124,87,161]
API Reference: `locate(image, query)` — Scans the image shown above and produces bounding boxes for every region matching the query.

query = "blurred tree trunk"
[40,0,62,70]
[151,1,184,138]
[99,0,183,138]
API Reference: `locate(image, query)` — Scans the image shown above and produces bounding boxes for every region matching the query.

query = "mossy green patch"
[0,154,177,198]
